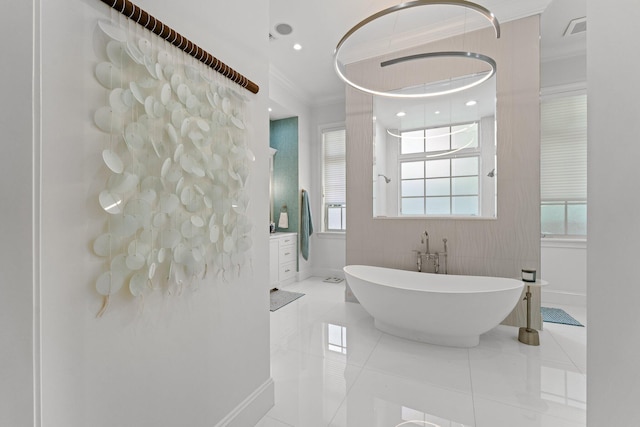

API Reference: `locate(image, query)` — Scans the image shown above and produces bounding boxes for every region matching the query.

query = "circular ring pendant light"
[333,0,501,99]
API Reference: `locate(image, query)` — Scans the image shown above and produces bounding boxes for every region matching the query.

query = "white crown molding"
[269,65,310,104]
[270,64,346,109]
[540,82,587,99]
[541,45,587,63]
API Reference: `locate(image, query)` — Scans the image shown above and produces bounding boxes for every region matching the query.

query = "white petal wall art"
[92,18,254,316]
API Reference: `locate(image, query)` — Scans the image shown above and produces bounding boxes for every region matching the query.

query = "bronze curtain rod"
[99,0,259,94]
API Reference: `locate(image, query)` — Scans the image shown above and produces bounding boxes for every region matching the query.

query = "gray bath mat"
[270,289,305,312]
[541,307,584,327]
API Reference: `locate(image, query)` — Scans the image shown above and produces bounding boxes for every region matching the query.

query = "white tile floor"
[256,277,587,427]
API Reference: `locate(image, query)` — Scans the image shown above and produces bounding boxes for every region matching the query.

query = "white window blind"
[323,129,346,204]
[541,94,587,200]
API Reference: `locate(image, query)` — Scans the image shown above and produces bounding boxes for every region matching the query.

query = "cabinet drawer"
[279,244,296,263]
[279,262,296,282]
[279,236,296,246]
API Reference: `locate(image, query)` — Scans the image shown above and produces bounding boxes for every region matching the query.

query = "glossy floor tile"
[259,277,587,426]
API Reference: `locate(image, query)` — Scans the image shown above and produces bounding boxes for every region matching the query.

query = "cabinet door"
[279,261,296,283]
[269,239,279,286]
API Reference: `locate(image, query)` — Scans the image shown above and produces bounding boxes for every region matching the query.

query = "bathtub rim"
[343,264,525,294]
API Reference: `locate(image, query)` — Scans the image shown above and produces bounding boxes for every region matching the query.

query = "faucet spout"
[422,230,429,255]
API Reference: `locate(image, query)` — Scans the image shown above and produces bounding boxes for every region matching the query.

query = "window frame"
[398,121,482,217]
[540,88,587,238]
[320,124,347,233]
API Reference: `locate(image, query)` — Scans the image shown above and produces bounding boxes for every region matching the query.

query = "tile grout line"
[324,366,363,427]
[545,326,586,375]
[261,415,296,427]
[270,281,373,427]
[467,347,479,427]
[359,333,478,398]
[471,393,587,426]
[326,330,383,426]
[470,334,586,425]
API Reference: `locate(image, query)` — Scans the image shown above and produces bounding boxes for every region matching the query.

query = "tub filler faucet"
[442,238,448,275]
[422,230,429,255]
[415,233,448,274]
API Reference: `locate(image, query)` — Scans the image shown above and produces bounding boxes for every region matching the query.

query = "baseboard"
[312,267,346,279]
[542,290,586,307]
[214,378,274,427]
[297,268,313,282]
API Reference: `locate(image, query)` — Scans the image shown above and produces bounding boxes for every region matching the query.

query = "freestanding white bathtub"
[343,265,524,348]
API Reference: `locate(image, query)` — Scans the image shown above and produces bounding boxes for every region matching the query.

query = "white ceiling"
[268,0,586,118]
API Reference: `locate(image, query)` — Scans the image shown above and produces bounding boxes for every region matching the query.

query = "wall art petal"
[92,17,254,316]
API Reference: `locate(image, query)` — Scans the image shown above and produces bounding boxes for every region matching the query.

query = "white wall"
[310,101,347,278]
[0,2,38,426]
[2,0,274,425]
[269,70,314,280]
[540,240,587,306]
[373,120,386,217]
[587,0,640,424]
[541,54,586,90]
[346,17,543,328]
[539,53,587,307]
[383,128,400,216]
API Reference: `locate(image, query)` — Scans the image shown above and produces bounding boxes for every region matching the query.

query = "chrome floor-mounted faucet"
[422,230,429,255]
[415,231,448,274]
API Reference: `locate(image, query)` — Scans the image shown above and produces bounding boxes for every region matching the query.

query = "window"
[399,122,480,216]
[322,127,346,231]
[541,94,587,237]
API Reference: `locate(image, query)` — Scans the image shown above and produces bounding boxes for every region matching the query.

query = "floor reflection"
[327,323,348,355]
[259,278,587,427]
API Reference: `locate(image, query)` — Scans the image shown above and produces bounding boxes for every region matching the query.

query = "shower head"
[378,174,391,184]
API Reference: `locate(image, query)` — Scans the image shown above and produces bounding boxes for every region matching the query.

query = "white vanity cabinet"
[269,239,279,286]
[269,232,297,287]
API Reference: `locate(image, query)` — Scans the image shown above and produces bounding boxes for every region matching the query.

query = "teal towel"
[301,190,313,260]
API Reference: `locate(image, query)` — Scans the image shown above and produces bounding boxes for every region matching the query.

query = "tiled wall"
[270,117,299,236]
[345,16,541,328]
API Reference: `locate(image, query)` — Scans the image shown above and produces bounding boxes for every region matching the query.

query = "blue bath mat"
[541,307,584,327]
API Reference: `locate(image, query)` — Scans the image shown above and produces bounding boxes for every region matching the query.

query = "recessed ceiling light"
[268,107,273,112]
[435,110,441,115]
[275,23,293,36]
[396,111,406,117]
[293,43,302,51]
[465,100,477,106]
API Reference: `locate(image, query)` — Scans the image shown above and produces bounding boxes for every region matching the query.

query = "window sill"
[374,215,497,221]
[541,237,587,249]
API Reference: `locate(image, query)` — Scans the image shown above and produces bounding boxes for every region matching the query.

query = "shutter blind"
[323,129,346,204]
[541,94,587,200]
